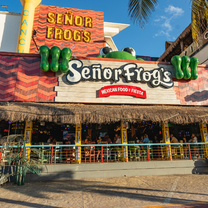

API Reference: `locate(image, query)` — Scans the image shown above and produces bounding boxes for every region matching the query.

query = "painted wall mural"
[0,52,206,105]
[0,54,58,102]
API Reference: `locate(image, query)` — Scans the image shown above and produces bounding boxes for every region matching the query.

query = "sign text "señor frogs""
[66,60,174,88]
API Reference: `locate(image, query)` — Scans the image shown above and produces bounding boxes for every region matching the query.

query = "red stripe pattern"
[0,55,58,102]
[30,5,105,57]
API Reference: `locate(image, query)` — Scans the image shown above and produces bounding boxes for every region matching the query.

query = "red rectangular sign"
[99,85,147,99]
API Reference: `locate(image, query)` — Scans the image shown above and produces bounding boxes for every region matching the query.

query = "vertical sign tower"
[17,0,42,53]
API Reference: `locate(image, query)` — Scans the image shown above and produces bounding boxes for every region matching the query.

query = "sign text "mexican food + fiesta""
[66,60,174,88]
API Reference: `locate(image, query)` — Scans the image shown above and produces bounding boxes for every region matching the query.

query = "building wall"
[26,160,208,181]
[0,12,21,53]
[0,52,208,105]
[0,53,58,102]
[193,45,208,65]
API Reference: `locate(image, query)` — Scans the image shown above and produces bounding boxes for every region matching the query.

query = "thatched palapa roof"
[0,102,208,125]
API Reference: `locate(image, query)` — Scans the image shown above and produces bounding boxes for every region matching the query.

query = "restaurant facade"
[0,0,208,163]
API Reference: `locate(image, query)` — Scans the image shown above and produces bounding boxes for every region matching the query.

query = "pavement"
[0,174,208,208]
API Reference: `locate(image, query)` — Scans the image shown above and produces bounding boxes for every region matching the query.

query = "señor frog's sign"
[66,59,174,88]
[54,58,180,105]
[39,46,174,88]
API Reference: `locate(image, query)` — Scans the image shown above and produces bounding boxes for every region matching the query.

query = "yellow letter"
[65,12,74,25]
[85,17,93,28]
[83,31,91,43]
[57,13,64,25]
[47,12,56,24]
[75,16,83,27]
[64,29,73,41]
[47,27,54,39]
[55,27,64,40]
[74,30,82,42]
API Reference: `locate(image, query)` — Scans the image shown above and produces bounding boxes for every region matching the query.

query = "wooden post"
[50,146,53,165]
[131,125,135,137]
[0,147,2,163]
[24,120,33,161]
[121,120,128,162]
[162,121,172,160]
[77,146,79,164]
[180,40,184,53]
[101,146,103,163]
[75,123,82,164]
[199,123,208,159]
[147,145,150,161]
[188,144,192,160]
[168,145,171,161]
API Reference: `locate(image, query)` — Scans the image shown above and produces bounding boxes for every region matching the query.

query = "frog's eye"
[122,47,136,57]
[100,46,113,56]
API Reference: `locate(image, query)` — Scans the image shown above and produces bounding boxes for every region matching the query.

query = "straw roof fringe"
[0,102,208,125]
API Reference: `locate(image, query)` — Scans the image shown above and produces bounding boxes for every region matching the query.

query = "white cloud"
[165,5,184,16]
[154,5,184,38]
[162,20,172,32]
[154,18,160,22]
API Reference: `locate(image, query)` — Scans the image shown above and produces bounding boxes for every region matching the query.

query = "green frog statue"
[97,46,144,61]
[39,45,199,81]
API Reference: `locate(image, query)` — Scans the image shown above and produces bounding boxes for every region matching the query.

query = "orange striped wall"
[29,5,105,56]
[0,53,58,102]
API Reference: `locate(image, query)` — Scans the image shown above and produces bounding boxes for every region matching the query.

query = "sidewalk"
[0,174,208,208]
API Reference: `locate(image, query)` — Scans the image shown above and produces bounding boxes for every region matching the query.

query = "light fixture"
[32,29,39,51]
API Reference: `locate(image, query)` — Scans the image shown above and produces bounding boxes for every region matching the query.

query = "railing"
[0,143,207,165]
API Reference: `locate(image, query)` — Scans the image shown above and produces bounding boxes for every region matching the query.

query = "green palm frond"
[128,0,208,41]
[128,0,158,28]
[191,0,208,41]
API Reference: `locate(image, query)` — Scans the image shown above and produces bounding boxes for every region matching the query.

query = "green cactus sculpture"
[190,57,199,80]
[60,48,72,73]
[171,55,199,80]
[181,56,191,79]
[171,55,184,79]
[50,46,61,72]
[39,46,72,73]
[39,46,50,72]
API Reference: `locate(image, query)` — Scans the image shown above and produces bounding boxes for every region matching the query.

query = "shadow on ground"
[1,171,208,207]
[192,160,208,174]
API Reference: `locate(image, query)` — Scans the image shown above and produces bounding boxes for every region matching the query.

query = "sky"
[0,0,192,58]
